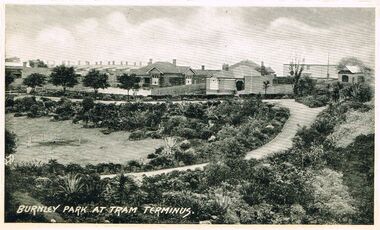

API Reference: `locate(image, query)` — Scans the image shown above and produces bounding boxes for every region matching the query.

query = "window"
[186,78,192,85]
[341,75,349,82]
[358,76,365,83]
[144,78,150,84]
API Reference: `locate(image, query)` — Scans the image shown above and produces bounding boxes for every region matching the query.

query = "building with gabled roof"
[130,59,197,87]
[338,65,365,84]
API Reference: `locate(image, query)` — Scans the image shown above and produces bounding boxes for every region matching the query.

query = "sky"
[5,5,375,74]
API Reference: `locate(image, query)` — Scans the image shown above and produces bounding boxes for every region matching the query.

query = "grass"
[6,114,164,165]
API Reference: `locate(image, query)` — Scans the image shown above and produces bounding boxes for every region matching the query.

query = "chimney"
[126,61,128,66]
[78,60,81,66]
[95,62,98,65]
[112,60,115,65]
[172,59,177,66]
[68,61,71,66]
[139,61,142,66]
[100,61,102,65]
[23,62,27,67]
[201,65,205,70]
[222,63,229,71]
[120,61,123,65]
[62,61,66,65]
[108,61,111,65]
[260,61,265,76]
[134,62,136,66]
[148,58,153,65]
[86,61,90,65]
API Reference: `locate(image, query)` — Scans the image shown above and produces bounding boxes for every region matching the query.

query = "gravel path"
[100,99,326,180]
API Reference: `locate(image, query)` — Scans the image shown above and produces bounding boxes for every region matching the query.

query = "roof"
[230,60,261,69]
[212,70,235,79]
[130,62,193,75]
[194,69,220,77]
[345,65,362,74]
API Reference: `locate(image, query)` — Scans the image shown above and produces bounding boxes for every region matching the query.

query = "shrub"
[27,104,40,118]
[296,95,329,108]
[128,130,145,140]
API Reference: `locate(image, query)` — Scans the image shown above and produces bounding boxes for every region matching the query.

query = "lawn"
[5,114,164,165]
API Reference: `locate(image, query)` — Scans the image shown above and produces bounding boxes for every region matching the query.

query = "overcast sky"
[5,5,375,74]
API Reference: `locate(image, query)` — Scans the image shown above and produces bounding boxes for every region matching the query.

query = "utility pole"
[327,53,330,79]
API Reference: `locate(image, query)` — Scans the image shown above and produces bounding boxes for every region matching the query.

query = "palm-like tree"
[59,173,85,195]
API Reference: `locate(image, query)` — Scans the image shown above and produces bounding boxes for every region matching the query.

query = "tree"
[5,71,16,90]
[337,57,371,73]
[117,73,140,100]
[298,76,316,96]
[82,69,110,95]
[81,97,95,126]
[288,58,305,96]
[49,65,79,93]
[29,59,48,68]
[23,73,46,92]
[5,129,16,156]
[263,80,270,96]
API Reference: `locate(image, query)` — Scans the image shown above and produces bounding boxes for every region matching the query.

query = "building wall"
[283,64,338,79]
[244,75,293,94]
[206,77,236,95]
[338,73,365,84]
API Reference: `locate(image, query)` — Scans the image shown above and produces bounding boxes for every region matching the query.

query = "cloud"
[268,17,330,37]
[75,18,99,34]
[5,7,375,74]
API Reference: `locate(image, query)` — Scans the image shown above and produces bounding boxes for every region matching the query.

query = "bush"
[296,95,329,108]
[129,130,145,140]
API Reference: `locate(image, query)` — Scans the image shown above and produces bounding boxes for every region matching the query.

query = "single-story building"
[206,70,237,95]
[130,59,196,88]
[338,65,365,84]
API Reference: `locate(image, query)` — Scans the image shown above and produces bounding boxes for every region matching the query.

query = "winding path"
[100,99,326,180]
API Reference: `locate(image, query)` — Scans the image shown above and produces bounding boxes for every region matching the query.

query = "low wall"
[151,83,206,96]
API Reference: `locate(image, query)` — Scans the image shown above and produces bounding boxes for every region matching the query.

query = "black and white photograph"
[1,0,378,228]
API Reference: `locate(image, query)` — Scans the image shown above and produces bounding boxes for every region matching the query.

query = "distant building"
[5,57,51,80]
[205,60,281,95]
[206,70,236,95]
[283,64,338,79]
[338,65,365,84]
[130,59,196,88]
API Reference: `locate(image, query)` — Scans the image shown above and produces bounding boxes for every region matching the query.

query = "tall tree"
[5,70,16,90]
[117,73,140,100]
[288,58,305,96]
[49,65,79,93]
[23,73,46,93]
[82,69,110,95]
